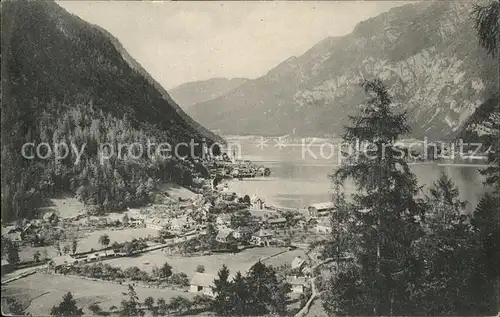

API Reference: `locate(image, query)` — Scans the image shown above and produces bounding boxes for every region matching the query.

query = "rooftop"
[268,217,287,224]
[286,276,307,286]
[51,255,77,267]
[190,272,216,288]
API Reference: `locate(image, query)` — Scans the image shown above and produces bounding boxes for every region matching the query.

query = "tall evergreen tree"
[230,271,251,316]
[50,292,83,316]
[411,174,479,315]
[326,79,425,315]
[212,264,232,315]
[472,1,500,313]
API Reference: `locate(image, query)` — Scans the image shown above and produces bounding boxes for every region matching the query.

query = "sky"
[58,1,411,89]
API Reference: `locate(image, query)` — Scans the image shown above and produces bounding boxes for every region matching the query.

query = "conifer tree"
[326,79,425,315]
[50,292,83,316]
[212,264,232,315]
[230,271,250,316]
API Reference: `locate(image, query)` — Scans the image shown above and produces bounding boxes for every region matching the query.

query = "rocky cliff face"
[189,1,498,139]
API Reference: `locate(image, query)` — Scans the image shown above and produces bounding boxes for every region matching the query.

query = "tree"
[230,271,251,315]
[33,250,41,262]
[71,239,78,254]
[122,213,129,226]
[120,284,143,316]
[196,264,205,273]
[62,244,70,255]
[245,261,285,315]
[469,193,500,314]
[192,294,212,311]
[472,0,499,57]
[144,296,155,311]
[168,296,191,314]
[88,303,102,315]
[325,79,425,316]
[230,209,251,229]
[55,242,61,256]
[6,240,20,264]
[160,261,172,279]
[212,264,232,315]
[471,3,500,313]
[243,195,251,205]
[5,297,25,315]
[411,174,477,315]
[156,298,167,315]
[98,234,110,248]
[170,272,189,286]
[50,292,83,316]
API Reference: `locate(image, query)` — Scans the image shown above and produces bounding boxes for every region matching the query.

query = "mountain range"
[169,78,249,109]
[186,1,498,139]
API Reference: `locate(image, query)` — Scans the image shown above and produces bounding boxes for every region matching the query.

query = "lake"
[222,138,488,213]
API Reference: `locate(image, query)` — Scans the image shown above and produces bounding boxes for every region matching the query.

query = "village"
[1,153,342,316]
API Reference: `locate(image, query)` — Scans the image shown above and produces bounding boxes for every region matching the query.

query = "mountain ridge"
[188,0,498,139]
[169,77,249,110]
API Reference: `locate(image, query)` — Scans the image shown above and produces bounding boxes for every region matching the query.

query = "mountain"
[189,1,498,139]
[169,78,249,109]
[458,93,499,143]
[1,0,221,220]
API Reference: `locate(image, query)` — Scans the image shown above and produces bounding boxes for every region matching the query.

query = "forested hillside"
[1,0,218,221]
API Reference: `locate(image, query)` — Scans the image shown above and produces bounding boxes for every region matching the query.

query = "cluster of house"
[188,255,311,297]
[210,198,338,248]
[1,212,57,244]
[122,196,211,235]
[48,249,123,272]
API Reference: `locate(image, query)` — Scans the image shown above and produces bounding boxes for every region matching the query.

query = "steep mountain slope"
[0,0,221,220]
[169,78,249,109]
[189,1,498,138]
[458,93,499,142]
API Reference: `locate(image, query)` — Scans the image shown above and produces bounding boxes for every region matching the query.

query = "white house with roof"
[308,202,335,218]
[291,256,306,271]
[170,216,189,233]
[145,218,168,230]
[250,229,273,246]
[189,273,216,297]
[286,276,308,294]
[216,214,232,228]
[50,255,78,271]
[267,217,287,229]
[216,229,235,244]
[250,195,265,210]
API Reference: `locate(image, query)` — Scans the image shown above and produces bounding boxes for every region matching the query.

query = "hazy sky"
[58,1,410,89]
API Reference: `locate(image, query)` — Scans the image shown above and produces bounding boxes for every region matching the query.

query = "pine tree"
[120,284,143,316]
[469,193,500,314]
[6,239,20,264]
[472,0,499,57]
[411,174,477,315]
[327,79,425,315]
[50,292,84,316]
[212,264,232,315]
[230,271,250,316]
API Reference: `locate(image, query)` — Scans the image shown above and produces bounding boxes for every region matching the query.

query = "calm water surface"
[224,139,487,212]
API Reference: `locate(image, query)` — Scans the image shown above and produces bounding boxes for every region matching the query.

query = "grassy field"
[76,228,159,252]
[103,247,296,279]
[2,273,194,315]
[18,227,159,262]
[36,197,85,219]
